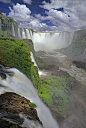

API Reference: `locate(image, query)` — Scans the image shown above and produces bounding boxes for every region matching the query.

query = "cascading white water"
[22,28,26,39]
[33,31,74,51]
[45,33,50,38]
[30,52,47,76]
[29,30,33,40]
[18,27,21,39]
[19,113,43,128]
[26,29,32,39]
[19,29,74,51]
[30,52,38,67]
[0,67,59,128]
[12,23,15,37]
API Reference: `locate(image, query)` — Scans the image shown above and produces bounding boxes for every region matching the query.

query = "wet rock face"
[0,119,23,128]
[0,92,41,124]
[35,51,46,57]
[72,61,86,70]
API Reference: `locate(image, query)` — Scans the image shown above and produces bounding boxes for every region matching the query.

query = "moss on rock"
[0,37,39,88]
[0,13,18,38]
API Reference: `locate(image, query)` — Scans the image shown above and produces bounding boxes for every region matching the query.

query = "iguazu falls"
[0,0,86,128]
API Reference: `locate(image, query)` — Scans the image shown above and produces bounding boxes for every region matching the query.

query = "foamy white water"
[33,32,74,51]
[12,23,15,37]
[30,52,47,76]
[22,28,26,39]
[18,27,21,39]
[0,67,59,128]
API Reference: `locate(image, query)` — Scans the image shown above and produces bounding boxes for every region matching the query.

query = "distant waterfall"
[29,30,33,40]
[18,27,21,39]
[45,33,51,38]
[33,31,74,51]
[22,28,26,39]
[26,29,31,39]
[0,65,59,128]
[12,23,15,37]
[0,19,1,34]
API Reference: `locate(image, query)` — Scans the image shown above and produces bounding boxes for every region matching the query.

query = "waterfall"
[18,27,21,39]
[0,65,59,128]
[45,33,50,38]
[0,19,1,35]
[29,30,33,40]
[30,52,38,67]
[22,28,26,39]
[12,23,15,37]
[33,31,74,51]
[30,52,47,76]
[26,29,31,39]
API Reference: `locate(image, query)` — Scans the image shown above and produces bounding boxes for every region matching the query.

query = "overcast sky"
[0,0,86,32]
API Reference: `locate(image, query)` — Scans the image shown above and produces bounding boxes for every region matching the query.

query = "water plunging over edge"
[0,66,59,128]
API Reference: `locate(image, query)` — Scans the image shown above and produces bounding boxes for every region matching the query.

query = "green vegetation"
[29,103,37,108]
[0,12,18,38]
[38,76,75,118]
[0,36,39,88]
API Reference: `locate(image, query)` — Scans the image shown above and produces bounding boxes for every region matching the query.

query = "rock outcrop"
[0,92,42,127]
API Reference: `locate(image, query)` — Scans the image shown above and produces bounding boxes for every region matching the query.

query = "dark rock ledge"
[72,61,86,70]
[0,92,42,128]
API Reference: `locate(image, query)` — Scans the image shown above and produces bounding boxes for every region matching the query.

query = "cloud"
[23,0,31,4]
[35,14,53,21]
[8,3,57,31]
[0,0,11,4]
[40,0,67,10]
[39,0,86,31]
[9,3,31,21]
[8,1,86,32]
[46,9,70,24]
[2,13,6,16]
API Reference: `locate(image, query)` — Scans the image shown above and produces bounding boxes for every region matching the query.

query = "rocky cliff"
[55,29,86,61]
[0,12,18,39]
